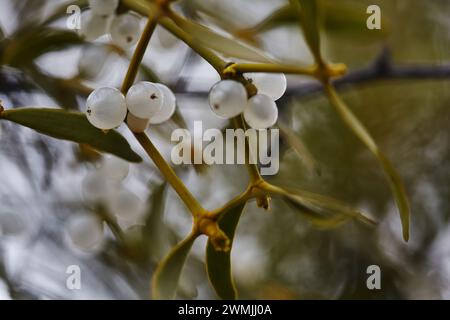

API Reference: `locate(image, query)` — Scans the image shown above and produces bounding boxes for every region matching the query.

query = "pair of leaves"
[124,0,273,64]
[152,204,247,300]
[291,0,410,240]
[0,108,142,163]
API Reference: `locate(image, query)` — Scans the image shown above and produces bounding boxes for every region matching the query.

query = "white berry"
[66,215,104,252]
[150,84,176,124]
[208,80,247,119]
[246,73,287,101]
[82,172,112,204]
[110,13,141,49]
[79,10,109,41]
[108,189,143,223]
[78,45,108,79]
[99,155,129,181]
[86,87,127,130]
[126,81,163,119]
[89,0,119,16]
[244,94,278,129]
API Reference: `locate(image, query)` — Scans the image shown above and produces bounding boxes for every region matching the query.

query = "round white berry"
[89,0,119,16]
[78,45,108,79]
[66,215,104,252]
[79,10,109,41]
[150,84,176,124]
[110,13,141,49]
[99,156,129,181]
[126,81,163,119]
[246,73,287,101]
[86,87,127,130]
[243,94,278,129]
[208,80,247,119]
[108,189,143,223]
[82,171,113,204]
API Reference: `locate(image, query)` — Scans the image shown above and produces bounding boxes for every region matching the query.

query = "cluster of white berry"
[85,82,176,131]
[208,73,287,129]
[66,156,145,252]
[80,0,141,49]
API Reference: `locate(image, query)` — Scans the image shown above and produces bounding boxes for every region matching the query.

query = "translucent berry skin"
[79,10,109,41]
[244,94,279,129]
[100,156,129,181]
[66,215,104,252]
[246,73,287,101]
[110,13,141,49]
[82,172,113,204]
[78,45,108,79]
[126,82,163,119]
[208,80,248,119]
[109,189,143,223]
[150,84,176,124]
[86,87,127,130]
[89,0,119,16]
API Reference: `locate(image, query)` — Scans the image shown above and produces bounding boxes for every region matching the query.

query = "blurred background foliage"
[0,0,449,299]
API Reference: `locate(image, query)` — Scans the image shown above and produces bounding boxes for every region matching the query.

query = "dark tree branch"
[172,48,450,102]
[282,47,450,101]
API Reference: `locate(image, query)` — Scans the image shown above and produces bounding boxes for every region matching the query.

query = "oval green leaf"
[206,203,246,300]
[324,84,410,241]
[0,108,142,162]
[243,2,387,40]
[169,13,273,63]
[282,188,376,228]
[277,121,321,176]
[290,0,322,62]
[152,232,198,300]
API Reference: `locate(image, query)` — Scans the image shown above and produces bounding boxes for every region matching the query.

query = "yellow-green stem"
[231,116,263,184]
[231,63,316,76]
[121,10,160,93]
[209,186,254,219]
[120,1,205,217]
[133,132,204,215]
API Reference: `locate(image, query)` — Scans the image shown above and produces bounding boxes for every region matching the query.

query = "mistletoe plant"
[0,0,410,300]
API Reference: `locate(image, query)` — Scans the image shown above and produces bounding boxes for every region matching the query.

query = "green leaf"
[282,188,376,228]
[244,2,387,40]
[152,232,198,300]
[0,108,142,163]
[206,203,246,300]
[4,26,83,67]
[143,183,177,261]
[170,13,273,63]
[278,121,321,176]
[324,85,410,241]
[290,0,322,61]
